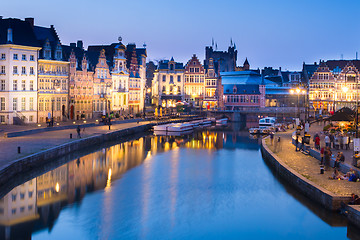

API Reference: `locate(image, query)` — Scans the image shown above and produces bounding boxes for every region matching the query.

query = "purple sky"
[3,0,360,70]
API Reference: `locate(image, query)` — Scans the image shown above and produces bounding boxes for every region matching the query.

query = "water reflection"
[0,131,235,239]
[0,128,355,239]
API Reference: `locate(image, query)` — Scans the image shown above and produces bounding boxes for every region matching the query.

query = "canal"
[0,126,357,239]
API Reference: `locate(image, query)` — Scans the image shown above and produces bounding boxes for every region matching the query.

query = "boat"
[249,117,277,135]
[216,118,228,125]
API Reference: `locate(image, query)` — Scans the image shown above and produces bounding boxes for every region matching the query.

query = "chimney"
[70,43,76,47]
[50,25,54,29]
[77,40,83,49]
[0,16,3,19]
[314,62,317,65]
[25,17,34,28]
[7,28,13,43]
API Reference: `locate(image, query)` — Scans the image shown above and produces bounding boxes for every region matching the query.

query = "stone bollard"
[17,146,21,154]
[320,165,324,174]
[70,133,72,139]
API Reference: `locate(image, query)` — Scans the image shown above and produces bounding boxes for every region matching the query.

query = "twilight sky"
[3,0,360,70]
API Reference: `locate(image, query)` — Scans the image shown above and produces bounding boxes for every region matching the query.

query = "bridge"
[203,107,306,122]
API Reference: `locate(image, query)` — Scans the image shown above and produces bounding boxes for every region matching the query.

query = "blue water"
[0,131,352,239]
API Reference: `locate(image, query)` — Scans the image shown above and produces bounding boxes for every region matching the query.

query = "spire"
[170,56,174,62]
[215,42,218,50]
[212,38,214,48]
[230,38,233,47]
[234,43,236,49]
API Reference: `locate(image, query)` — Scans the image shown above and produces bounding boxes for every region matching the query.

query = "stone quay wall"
[261,138,349,211]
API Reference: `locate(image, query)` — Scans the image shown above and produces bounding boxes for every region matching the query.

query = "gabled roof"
[0,18,40,47]
[158,60,184,70]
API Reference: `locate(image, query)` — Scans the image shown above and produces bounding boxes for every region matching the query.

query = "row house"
[309,60,360,113]
[33,21,69,123]
[184,54,205,107]
[91,49,112,117]
[0,18,41,124]
[204,58,218,109]
[152,58,184,108]
[68,50,94,120]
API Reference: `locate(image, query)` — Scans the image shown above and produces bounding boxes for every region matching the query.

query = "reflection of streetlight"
[55,182,60,193]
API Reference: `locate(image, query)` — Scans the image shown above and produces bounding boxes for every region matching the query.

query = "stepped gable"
[87,43,117,68]
[184,54,204,73]
[33,24,64,60]
[0,18,40,47]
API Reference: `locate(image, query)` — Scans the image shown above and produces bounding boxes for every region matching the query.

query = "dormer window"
[233,87,237,93]
[170,64,174,70]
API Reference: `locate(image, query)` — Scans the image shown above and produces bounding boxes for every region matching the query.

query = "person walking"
[330,134,334,148]
[325,135,330,148]
[295,135,299,151]
[324,147,332,170]
[315,135,320,150]
[320,147,325,165]
[76,125,81,138]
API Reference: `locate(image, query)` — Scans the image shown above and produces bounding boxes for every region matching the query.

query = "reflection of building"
[152,58,184,107]
[0,179,38,228]
[184,54,205,106]
[0,18,41,124]
[36,165,68,207]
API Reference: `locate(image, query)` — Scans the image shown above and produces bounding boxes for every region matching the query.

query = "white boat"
[153,124,170,131]
[154,123,194,133]
[200,119,212,126]
[216,118,228,125]
[249,128,259,134]
[259,117,276,128]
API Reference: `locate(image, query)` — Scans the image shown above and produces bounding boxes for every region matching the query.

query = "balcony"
[116,88,127,93]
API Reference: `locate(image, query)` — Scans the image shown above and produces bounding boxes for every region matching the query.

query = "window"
[30,80,34,91]
[30,55,34,61]
[0,97,5,110]
[29,97,34,110]
[195,68,199,73]
[162,75,166,82]
[13,98,17,111]
[13,66,18,74]
[38,98,44,111]
[20,207,25,213]
[30,67,34,75]
[1,54,5,60]
[22,54,26,61]
[21,98,25,110]
[56,97,61,111]
[20,192,25,200]
[0,66,5,74]
[0,116,4,123]
[21,66,26,75]
[190,68,194,73]
[22,80,26,90]
[12,194,16,202]
[170,76,173,83]
[28,205,33,211]
[29,115,33,121]
[0,80,4,91]
[13,54,18,60]
[177,75,181,82]
[13,80,17,90]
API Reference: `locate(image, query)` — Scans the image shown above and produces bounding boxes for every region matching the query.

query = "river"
[0,125,356,239]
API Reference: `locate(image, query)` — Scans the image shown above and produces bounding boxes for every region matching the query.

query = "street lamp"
[290,87,306,120]
[51,87,61,126]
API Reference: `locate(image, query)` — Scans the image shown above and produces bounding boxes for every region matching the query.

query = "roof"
[265,86,292,95]
[0,18,40,47]
[221,71,263,85]
[327,108,354,121]
[223,84,260,95]
[158,60,184,70]
[33,25,64,60]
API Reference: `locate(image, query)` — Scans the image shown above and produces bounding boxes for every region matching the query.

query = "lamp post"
[290,87,306,121]
[51,87,61,126]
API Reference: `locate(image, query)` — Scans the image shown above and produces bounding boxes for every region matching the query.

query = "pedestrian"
[277,136,281,152]
[330,134,334,148]
[324,147,332,170]
[339,135,343,150]
[324,135,330,148]
[295,135,299,151]
[320,146,325,165]
[346,135,350,150]
[76,125,81,138]
[315,135,320,150]
[270,132,274,145]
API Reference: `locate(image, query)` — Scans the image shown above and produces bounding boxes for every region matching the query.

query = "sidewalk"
[269,130,360,197]
[0,121,151,171]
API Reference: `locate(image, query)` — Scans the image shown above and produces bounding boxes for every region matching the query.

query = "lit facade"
[93,49,112,117]
[309,60,360,113]
[184,54,205,107]
[111,42,129,114]
[152,58,184,108]
[204,58,218,109]
[69,52,94,120]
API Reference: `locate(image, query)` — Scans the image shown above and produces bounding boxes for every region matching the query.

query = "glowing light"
[290,89,294,94]
[106,168,112,190]
[38,124,41,127]
[55,182,60,193]
[73,121,76,124]
[83,120,87,123]
[301,90,306,94]
[56,123,59,126]
[342,86,349,93]
[296,88,301,94]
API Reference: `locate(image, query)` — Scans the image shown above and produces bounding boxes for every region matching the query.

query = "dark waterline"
[0,126,356,239]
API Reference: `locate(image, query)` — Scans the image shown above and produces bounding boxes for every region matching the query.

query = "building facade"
[0,18,41,124]
[204,58,218,109]
[69,52,94,120]
[93,49,111,117]
[309,60,360,113]
[152,58,184,108]
[184,54,205,107]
